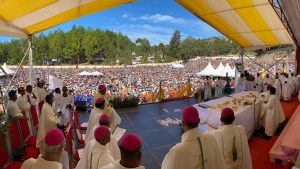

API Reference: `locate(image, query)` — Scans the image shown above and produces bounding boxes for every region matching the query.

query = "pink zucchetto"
[95,98,105,104]
[44,128,65,146]
[100,114,110,123]
[182,106,200,123]
[221,107,234,119]
[119,133,142,151]
[98,84,106,92]
[94,126,110,141]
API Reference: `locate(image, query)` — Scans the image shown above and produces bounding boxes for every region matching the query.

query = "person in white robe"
[53,88,62,115]
[204,77,212,101]
[36,94,59,149]
[238,74,246,92]
[76,126,115,169]
[162,106,225,169]
[274,74,282,100]
[282,79,291,101]
[33,80,48,114]
[58,87,74,128]
[21,128,65,169]
[7,90,23,120]
[214,77,223,98]
[94,84,121,132]
[255,73,263,92]
[263,74,273,92]
[101,133,145,169]
[85,114,121,160]
[85,98,105,144]
[289,73,296,95]
[206,107,252,169]
[17,87,34,135]
[261,87,285,136]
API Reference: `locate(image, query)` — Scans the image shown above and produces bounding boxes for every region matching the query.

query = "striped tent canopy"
[176,0,294,49]
[0,0,135,38]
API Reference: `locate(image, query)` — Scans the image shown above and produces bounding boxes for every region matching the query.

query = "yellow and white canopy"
[176,0,294,48]
[0,0,135,38]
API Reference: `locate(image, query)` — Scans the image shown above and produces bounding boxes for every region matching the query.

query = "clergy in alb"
[85,98,105,144]
[76,126,115,169]
[162,106,225,169]
[36,94,59,149]
[7,90,23,120]
[21,129,65,169]
[261,87,285,136]
[85,114,121,160]
[206,107,252,169]
[94,84,121,131]
[101,133,145,169]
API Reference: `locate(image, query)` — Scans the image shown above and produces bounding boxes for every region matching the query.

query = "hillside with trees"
[0,26,292,65]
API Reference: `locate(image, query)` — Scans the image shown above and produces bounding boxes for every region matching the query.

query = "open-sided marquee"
[0,0,135,38]
[176,0,294,49]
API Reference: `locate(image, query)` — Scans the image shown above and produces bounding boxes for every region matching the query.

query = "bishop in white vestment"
[85,98,105,144]
[21,129,65,169]
[76,126,115,169]
[207,108,252,169]
[162,106,225,169]
[100,133,145,169]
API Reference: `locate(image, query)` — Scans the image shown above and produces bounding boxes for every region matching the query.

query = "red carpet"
[249,96,299,169]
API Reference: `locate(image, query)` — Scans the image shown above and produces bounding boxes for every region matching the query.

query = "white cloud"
[139,14,186,24]
[121,14,129,18]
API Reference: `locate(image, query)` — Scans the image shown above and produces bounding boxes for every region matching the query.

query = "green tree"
[169,30,181,59]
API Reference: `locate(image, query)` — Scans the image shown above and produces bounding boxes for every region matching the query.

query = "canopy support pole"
[241,48,244,73]
[29,35,33,86]
[296,46,300,74]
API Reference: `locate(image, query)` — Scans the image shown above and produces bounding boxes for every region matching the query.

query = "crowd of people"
[7,80,255,169]
[4,57,299,168]
[1,57,295,105]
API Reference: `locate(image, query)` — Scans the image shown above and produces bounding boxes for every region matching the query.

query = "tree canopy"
[0,28,247,65]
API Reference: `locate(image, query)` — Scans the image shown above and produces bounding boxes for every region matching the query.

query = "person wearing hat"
[162,106,224,169]
[101,133,145,169]
[85,114,121,160]
[76,126,115,169]
[36,94,59,149]
[85,98,106,144]
[261,87,285,137]
[21,129,66,169]
[206,107,252,169]
[94,84,121,132]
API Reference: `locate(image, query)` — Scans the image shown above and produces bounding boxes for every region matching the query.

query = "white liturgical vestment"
[85,107,103,144]
[21,156,62,169]
[36,102,58,148]
[76,139,115,169]
[101,162,145,169]
[161,128,225,169]
[207,125,253,169]
[261,95,285,136]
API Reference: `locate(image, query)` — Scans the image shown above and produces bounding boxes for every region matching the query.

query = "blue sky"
[0,0,222,45]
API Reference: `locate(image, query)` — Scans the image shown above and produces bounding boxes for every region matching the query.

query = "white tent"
[215,63,225,77]
[196,62,217,77]
[171,64,184,69]
[2,63,15,75]
[224,63,235,77]
[79,71,91,76]
[91,71,104,76]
